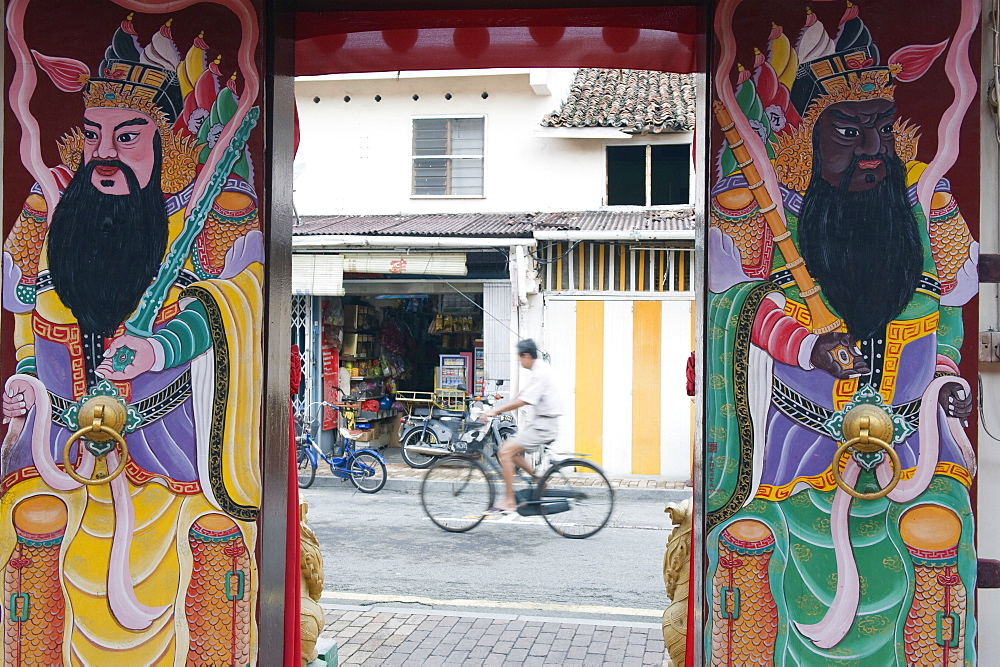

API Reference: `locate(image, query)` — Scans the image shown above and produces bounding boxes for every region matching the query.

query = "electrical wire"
[526,240,580,264]
[436,278,549,362]
[979,373,1000,442]
[993,0,1000,145]
[437,278,521,338]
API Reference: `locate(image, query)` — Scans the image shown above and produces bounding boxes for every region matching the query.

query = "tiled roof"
[541,69,695,133]
[294,209,694,237]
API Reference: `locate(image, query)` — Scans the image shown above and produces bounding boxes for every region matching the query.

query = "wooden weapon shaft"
[712,101,842,335]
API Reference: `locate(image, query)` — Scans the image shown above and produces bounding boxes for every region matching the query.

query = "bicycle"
[296,401,387,493]
[419,417,614,538]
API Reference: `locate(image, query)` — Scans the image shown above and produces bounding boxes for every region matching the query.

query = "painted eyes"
[834,125,894,138]
[82,130,141,143]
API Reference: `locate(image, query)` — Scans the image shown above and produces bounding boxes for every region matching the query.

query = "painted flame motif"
[889,39,950,83]
[30,50,89,92]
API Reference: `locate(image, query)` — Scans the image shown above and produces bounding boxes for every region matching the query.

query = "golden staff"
[713,101,842,335]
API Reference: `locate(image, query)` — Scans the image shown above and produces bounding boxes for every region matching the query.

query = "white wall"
[293,68,692,215]
[977,24,1000,653]
[532,295,693,479]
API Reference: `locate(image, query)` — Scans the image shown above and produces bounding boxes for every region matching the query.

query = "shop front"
[291,241,525,452]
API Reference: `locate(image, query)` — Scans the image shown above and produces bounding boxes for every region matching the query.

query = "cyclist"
[480,338,561,513]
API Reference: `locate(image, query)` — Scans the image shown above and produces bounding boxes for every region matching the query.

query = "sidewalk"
[311,604,667,666]
[308,445,693,503]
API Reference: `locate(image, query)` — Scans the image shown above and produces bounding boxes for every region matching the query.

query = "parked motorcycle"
[399,385,516,468]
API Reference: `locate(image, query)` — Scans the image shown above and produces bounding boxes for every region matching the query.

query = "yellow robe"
[0,200,262,664]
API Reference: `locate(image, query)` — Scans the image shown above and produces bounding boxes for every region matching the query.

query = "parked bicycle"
[419,419,614,538]
[296,400,387,493]
[398,384,516,469]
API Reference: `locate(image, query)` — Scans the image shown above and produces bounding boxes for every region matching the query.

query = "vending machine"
[437,354,468,390]
[473,341,485,397]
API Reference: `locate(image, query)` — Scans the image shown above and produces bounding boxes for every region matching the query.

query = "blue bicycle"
[296,401,387,493]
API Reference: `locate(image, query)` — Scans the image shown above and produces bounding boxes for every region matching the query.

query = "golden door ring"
[62,399,129,486]
[831,436,901,500]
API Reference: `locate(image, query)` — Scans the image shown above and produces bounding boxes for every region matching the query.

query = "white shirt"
[518,360,562,417]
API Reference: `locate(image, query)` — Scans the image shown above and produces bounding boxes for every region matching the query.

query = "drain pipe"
[293,235,537,249]
[532,229,693,241]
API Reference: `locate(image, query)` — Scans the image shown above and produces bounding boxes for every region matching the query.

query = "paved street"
[303,447,687,665]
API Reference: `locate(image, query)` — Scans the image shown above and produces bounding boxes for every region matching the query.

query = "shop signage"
[342,252,467,276]
[322,345,339,429]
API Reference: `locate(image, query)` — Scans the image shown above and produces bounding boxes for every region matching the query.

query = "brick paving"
[315,606,667,666]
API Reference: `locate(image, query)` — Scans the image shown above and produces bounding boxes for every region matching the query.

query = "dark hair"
[516,339,538,359]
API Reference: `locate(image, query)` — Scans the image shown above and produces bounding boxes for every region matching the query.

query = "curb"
[301,473,693,503]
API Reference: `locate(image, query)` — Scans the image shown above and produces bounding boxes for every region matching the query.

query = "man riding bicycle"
[480,339,562,513]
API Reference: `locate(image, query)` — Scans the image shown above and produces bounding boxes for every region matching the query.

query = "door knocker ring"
[62,396,130,486]
[831,435,901,500]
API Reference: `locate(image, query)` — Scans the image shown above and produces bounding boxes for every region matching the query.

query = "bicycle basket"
[394,390,433,413]
[433,389,466,411]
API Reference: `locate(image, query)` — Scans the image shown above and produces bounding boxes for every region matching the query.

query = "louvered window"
[412,117,485,196]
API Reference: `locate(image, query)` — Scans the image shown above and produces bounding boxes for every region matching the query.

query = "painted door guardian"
[2,1,263,663]
[706,1,979,664]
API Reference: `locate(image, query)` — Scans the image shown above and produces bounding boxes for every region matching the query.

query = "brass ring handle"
[62,403,129,486]
[831,436,901,500]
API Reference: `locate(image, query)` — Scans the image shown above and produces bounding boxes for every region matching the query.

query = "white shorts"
[517,416,559,452]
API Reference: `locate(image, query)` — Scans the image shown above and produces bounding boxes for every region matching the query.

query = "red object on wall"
[322,346,340,430]
[685,351,695,397]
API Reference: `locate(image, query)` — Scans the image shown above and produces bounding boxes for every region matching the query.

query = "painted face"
[82,107,159,195]
[814,98,897,192]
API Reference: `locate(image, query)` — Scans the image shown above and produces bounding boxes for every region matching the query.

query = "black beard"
[798,152,923,341]
[47,145,168,338]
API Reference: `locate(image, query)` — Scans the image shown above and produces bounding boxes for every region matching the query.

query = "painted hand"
[810,332,870,379]
[97,335,156,381]
[2,376,36,423]
[938,381,972,422]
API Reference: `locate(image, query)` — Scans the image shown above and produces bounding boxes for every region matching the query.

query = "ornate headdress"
[29,14,237,194]
[87,16,184,125]
[765,3,946,190]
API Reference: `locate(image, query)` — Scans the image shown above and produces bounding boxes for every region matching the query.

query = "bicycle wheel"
[348,452,387,493]
[401,426,438,469]
[538,460,614,538]
[420,456,494,533]
[297,447,317,489]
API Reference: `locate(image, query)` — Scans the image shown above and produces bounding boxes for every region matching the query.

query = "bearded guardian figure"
[1,10,263,664]
[705,4,978,664]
